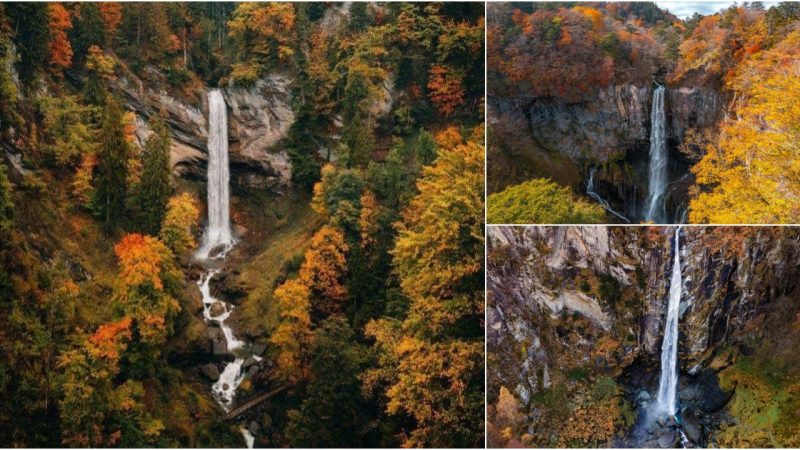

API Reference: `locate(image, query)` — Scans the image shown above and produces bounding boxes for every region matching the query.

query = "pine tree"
[0,161,13,232]
[133,113,172,234]
[94,97,129,228]
[71,3,106,64]
[5,3,50,85]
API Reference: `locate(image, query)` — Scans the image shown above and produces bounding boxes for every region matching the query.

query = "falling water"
[586,167,631,223]
[198,271,246,407]
[645,85,667,223]
[196,89,235,259]
[195,89,254,448]
[655,226,682,417]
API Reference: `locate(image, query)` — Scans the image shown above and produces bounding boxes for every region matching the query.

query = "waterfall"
[645,85,667,223]
[195,89,254,448]
[655,226,682,417]
[196,89,235,259]
[586,167,631,223]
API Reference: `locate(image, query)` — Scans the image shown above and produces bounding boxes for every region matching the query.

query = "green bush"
[487,178,605,224]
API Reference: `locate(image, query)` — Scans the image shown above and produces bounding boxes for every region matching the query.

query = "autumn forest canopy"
[0,2,484,448]
[487,1,800,224]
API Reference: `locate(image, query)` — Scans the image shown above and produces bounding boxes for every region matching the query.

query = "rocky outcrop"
[491,82,724,165]
[666,86,725,145]
[224,74,294,190]
[112,67,295,192]
[488,226,800,409]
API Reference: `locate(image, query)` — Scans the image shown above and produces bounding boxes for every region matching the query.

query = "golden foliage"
[270,279,313,383]
[159,193,200,255]
[690,31,800,223]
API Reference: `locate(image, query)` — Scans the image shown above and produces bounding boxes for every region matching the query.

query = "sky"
[655,1,780,19]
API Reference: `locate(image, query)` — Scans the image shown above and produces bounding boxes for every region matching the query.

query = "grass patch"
[231,189,320,340]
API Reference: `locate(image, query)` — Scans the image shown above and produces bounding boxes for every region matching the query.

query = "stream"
[196,88,257,448]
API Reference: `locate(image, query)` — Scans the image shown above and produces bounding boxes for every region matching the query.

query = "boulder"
[251,343,267,356]
[201,363,220,382]
[243,356,258,370]
[206,327,229,356]
[682,410,702,444]
[657,430,678,448]
[209,301,227,318]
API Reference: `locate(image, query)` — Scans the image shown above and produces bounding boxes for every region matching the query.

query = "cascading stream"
[655,226,682,417]
[196,89,235,260]
[645,85,667,223]
[586,167,631,223]
[196,89,255,448]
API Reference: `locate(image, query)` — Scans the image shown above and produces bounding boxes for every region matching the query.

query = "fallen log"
[225,385,289,420]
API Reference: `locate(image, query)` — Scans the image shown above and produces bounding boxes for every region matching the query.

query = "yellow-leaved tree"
[690,31,800,223]
[159,193,200,255]
[113,234,181,350]
[365,127,484,448]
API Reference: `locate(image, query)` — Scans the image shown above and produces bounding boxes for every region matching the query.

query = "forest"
[0,2,484,448]
[487,1,800,224]
[487,225,800,448]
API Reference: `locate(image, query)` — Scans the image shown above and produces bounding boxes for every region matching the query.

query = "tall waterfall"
[195,89,255,448]
[196,89,235,259]
[645,85,667,223]
[655,226,682,417]
[586,167,630,223]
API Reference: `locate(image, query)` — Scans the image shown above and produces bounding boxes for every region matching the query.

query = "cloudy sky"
[655,1,779,19]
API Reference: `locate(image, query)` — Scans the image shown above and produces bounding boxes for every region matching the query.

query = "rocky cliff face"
[114,68,295,192]
[489,83,724,164]
[488,226,800,409]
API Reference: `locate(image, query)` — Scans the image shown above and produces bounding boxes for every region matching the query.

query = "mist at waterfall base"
[196,89,257,447]
[623,227,693,448]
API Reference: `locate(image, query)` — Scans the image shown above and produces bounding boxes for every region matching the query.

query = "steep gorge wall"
[113,69,296,192]
[487,226,800,406]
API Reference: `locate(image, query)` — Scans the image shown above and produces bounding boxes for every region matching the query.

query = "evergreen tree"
[71,3,106,64]
[94,97,129,228]
[133,113,172,234]
[0,161,13,232]
[286,317,371,447]
[5,3,50,85]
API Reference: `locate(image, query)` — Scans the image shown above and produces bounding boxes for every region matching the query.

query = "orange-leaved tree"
[690,31,800,223]
[270,279,313,383]
[48,3,73,74]
[365,127,484,447]
[113,234,181,349]
[58,317,164,447]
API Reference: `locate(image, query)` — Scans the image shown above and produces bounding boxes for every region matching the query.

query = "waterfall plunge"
[586,167,630,223]
[195,90,253,448]
[655,226,682,417]
[645,85,667,223]
[196,89,235,259]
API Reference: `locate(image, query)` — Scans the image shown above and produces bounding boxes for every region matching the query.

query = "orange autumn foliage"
[48,3,73,73]
[87,317,133,361]
[299,225,349,316]
[427,65,465,117]
[114,234,166,291]
[98,3,122,37]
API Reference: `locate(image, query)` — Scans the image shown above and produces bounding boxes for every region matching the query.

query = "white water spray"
[195,89,254,448]
[198,271,246,407]
[586,167,630,223]
[196,89,235,259]
[645,85,667,223]
[655,226,682,417]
